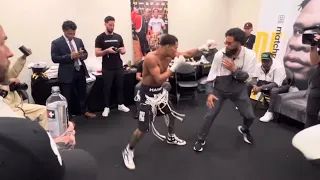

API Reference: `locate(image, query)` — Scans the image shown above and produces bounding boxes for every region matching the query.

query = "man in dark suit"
[51,20,95,118]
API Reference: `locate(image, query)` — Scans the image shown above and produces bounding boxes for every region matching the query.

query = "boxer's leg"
[156,99,186,146]
[133,81,142,118]
[122,103,153,170]
[165,113,186,146]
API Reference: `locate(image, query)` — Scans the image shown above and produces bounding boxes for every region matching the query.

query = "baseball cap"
[0,117,97,180]
[244,22,253,29]
[261,52,274,60]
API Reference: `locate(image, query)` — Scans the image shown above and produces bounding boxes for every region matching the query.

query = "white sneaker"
[102,107,110,117]
[260,111,273,122]
[122,145,135,170]
[118,104,130,112]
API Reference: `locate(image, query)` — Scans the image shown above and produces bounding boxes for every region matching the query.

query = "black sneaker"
[238,126,253,144]
[193,140,206,152]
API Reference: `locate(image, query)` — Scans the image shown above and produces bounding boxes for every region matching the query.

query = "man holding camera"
[0,26,50,130]
[95,16,130,117]
[0,24,77,149]
[306,33,320,128]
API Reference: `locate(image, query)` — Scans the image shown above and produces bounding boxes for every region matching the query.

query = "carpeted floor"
[74,94,320,180]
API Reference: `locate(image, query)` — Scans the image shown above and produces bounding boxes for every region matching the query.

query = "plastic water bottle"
[46,86,69,138]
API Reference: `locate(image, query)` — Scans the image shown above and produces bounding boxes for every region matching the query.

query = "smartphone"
[78,48,84,54]
[112,47,119,52]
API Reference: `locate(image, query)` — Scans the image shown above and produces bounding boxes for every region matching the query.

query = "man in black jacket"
[51,20,96,118]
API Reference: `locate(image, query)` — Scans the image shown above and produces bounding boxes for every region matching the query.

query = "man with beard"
[122,34,216,170]
[0,25,77,149]
[0,25,16,117]
[283,0,320,90]
[95,16,130,117]
[193,28,257,152]
[0,28,98,176]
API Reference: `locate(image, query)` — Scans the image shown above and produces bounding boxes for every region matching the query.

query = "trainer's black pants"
[305,84,320,128]
[102,68,124,107]
[197,88,255,141]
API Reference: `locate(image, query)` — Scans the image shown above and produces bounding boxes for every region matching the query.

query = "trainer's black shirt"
[244,34,256,50]
[95,32,124,70]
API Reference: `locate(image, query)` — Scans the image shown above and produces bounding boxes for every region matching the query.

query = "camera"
[9,82,28,92]
[302,25,320,47]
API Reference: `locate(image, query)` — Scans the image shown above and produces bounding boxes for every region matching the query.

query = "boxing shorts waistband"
[140,84,164,97]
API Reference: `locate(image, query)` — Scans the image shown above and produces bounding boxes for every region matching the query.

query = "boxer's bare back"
[142,51,173,87]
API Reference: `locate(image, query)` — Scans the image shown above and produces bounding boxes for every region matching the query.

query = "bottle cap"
[51,86,60,93]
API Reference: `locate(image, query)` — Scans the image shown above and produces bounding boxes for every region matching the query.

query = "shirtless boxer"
[122,34,215,170]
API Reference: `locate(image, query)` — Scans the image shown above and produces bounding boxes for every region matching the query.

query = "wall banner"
[130,0,168,64]
[254,0,320,90]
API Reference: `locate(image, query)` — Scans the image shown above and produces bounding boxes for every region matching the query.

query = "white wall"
[169,0,229,50]
[0,0,261,102]
[227,0,262,34]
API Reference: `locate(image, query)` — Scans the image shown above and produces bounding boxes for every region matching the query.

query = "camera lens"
[19,83,28,90]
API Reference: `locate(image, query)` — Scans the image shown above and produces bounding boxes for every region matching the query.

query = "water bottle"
[46,86,69,138]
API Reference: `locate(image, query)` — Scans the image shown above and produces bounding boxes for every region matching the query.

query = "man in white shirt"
[148,9,166,34]
[193,28,257,152]
[247,52,288,122]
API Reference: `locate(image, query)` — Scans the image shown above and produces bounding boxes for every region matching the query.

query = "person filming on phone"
[305,33,320,128]
[95,16,130,117]
[51,20,96,119]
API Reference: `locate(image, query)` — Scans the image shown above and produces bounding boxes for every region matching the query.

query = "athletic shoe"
[259,111,274,122]
[238,126,253,144]
[193,140,206,152]
[122,145,135,170]
[102,107,110,117]
[118,104,130,112]
[166,134,186,146]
